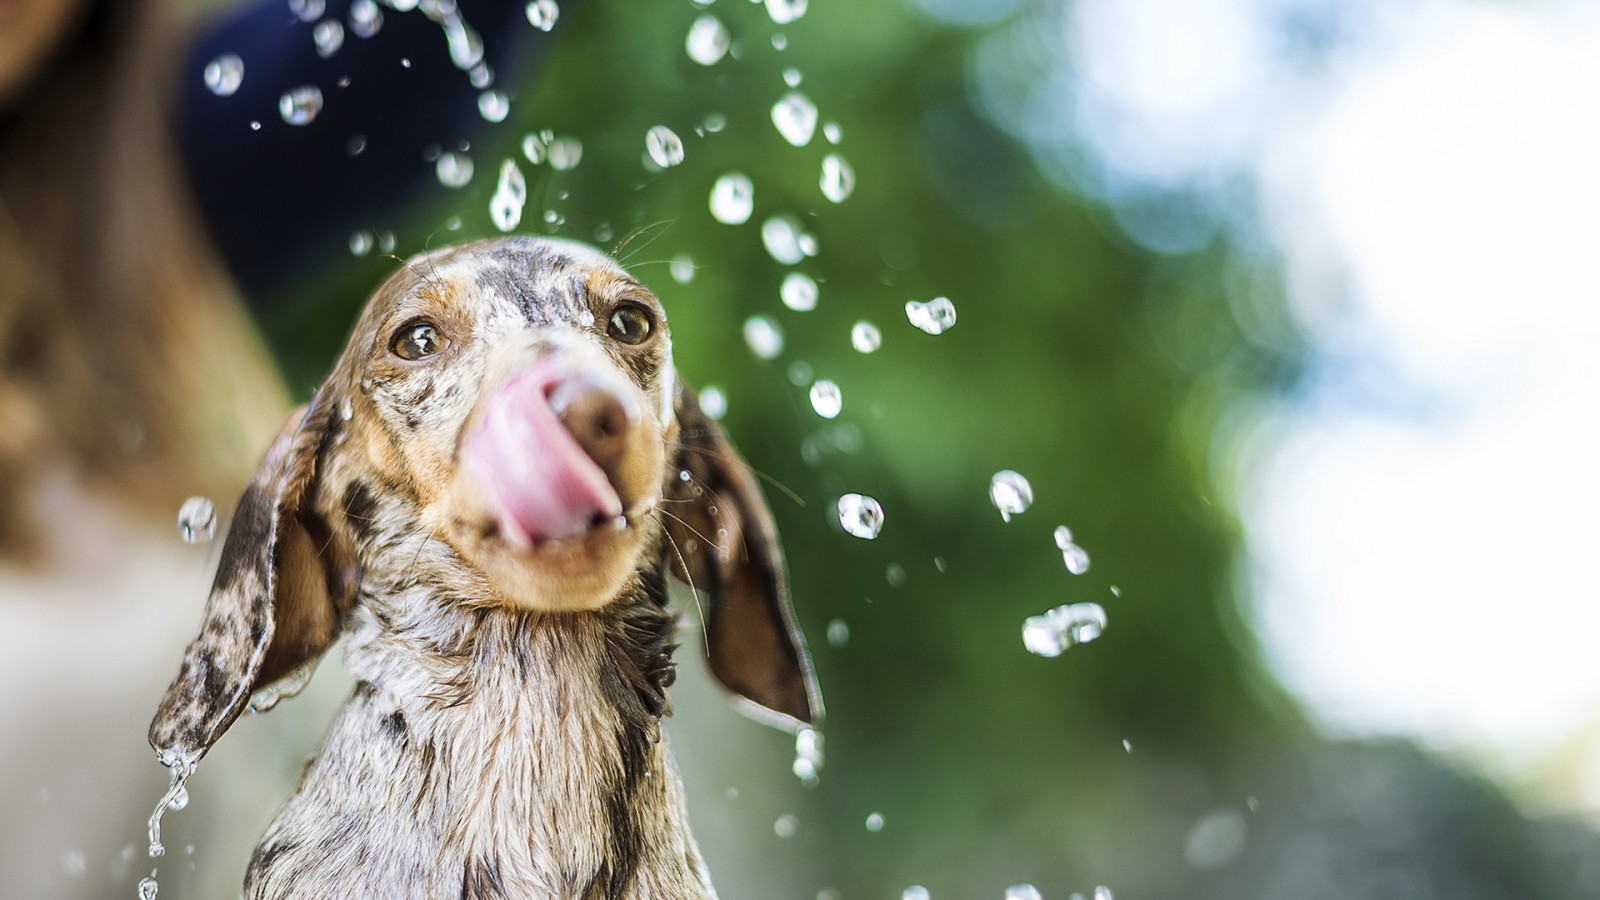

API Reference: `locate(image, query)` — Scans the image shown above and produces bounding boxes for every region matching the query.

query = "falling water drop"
[850,321,881,353]
[826,619,849,647]
[277,86,324,126]
[477,90,510,123]
[836,493,884,539]
[202,54,244,96]
[820,153,855,203]
[1022,603,1107,657]
[743,315,783,360]
[696,386,727,420]
[670,254,696,284]
[547,136,583,170]
[288,0,324,21]
[822,121,842,144]
[905,297,957,335]
[524,0,559,31]
[902,889,931,900]
[645,125,685,168]
[138,876,159,899]
[764,0,807,24]
[146,753,195,858]
[522,131,548,164]
[312,19,345,58]
[348,0,383,37]
[709,173,754,225]
[809,380,842,419]
[435,151,474,188]
[489,159,527,232]
[349,230,374,256]
[176,497,216,544]
[780,272,818,311]
[782,67,803,87]
[792,728,823,785]
[989,470,1033,522]
[770,91,818,146]
[865,812,885,832]
[1054,525,1091,574]
[1004,888,1042,900]
[685,15,730,65]
[761,214,814,264]
[774,814,799,839]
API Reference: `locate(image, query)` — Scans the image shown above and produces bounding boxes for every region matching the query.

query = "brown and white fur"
[149,237,822,899]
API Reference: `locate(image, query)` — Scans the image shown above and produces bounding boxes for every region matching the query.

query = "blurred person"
[0,0,569,894]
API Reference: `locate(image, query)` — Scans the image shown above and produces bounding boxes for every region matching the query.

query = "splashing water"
[836,493,884,539]
[793,728,823,785]
[780,272,818,311]
[203,54,244,96]
[902,888,931,900]
[176,497,216,543]
[685,15,730,66]
[1054,525,1091,575]
[348,0,383,38]
[669,254,695,284]
[547,136,583,171]
[771,91,818,147]
[146,752,196,858]
[1022,603,1107,657]
[645,125,685,168]
[826,619,849,647]
[422,0,485,71]
[524,0,558,31]
[1004,887,1042,900]
[278,86,324,126]
[820,153,855,203]
[710,173,754,225]
[436,151,474,188]
[905,296,957,335]
[489,159,526,232]
[809,379,842,419]
[760,214,816,265]
[743,315,783,360]
[289,0,324,21]
[313,19,345,57]
[477,90,510,123]
[764,0,808,25]
[850,321,881,353]
[989,470,1033,522]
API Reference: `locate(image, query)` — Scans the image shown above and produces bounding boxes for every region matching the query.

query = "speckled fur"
[149,238,821,899]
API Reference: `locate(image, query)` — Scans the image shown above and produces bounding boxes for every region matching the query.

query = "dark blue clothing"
[179,0,563,305]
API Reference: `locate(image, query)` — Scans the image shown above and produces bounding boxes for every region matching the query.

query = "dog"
[148,236,822,898]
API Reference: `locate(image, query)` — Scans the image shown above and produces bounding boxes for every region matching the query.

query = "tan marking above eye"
[606,305,655,346]
[391,321,448,361]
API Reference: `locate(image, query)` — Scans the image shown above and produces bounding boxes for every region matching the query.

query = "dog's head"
[150,237,821,763]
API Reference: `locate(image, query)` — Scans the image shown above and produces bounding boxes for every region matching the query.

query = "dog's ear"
[664,382,823,732]
[149,394,356,763]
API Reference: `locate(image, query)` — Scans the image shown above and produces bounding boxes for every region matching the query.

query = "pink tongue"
[464,364,623,545]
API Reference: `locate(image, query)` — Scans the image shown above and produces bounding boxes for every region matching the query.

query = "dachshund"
[148,236,822,899]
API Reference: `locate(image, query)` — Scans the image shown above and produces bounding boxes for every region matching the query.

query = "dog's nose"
[548,377,640,480]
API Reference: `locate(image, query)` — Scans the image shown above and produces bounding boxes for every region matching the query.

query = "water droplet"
[905,296,957,335]
[862,812,884,832]
[782,67,802,87]
[826,619,849,647]
[346,134,367,156]
[793,728,823,785]
[786,360,813,385]
[478,90,510,123]
[743,315,783,359]
[774,813,799,838]
[902,889,931,900]
[703,112,727,133]
[780,272,818,311]
[1094,888,1115,900]
[547,136,583,171]
[850,321,881,353]
[202,54,244,96]
[348,0,383,37]
[278,86,324,126]
[645,125,685,168]
[437,14,484,70]
[836,493,884,539]
[489,159,526,232]
[377,230,396,253]
[1055,526,1091,573]
[167,786,188,811]
[820,153,855,203]
[698,386,727,420]
[1004,887,1042,900]
[138,876,159,899]
[1123,738,1132,752]
[772,33,788,50]
[669,254,695,284]
[809,379,842,419]
[313,19,345,57]
[288,0,323,21]
[1022,602,1107,657]
[764,0,807,25]
[522,131,547,163]
[989,470,1032,522]
[761,214,814,264]
[524,0,558,31]
[686,15,730,65]
[710,173,754,225]
[886,563,906,586]
[771,91,818,146]
[436,151,474,188]
[176,497,216,543]
[822,121,842,144]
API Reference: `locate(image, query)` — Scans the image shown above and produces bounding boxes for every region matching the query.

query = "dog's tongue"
[464,365,622,545]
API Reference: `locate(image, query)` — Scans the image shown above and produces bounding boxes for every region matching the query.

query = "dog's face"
[336,238,677,610]
[150,237,821,766]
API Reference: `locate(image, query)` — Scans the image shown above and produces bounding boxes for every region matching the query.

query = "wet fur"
[150,237,821,899]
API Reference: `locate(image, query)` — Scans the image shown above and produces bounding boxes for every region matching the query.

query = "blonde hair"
[0,0,286,560]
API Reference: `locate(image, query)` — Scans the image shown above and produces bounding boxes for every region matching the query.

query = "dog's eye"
[392,322,447,360]
[606,305,654,345]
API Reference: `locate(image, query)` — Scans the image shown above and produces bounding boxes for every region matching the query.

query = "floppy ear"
[149,394,357,763]
[664,382,823,732]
